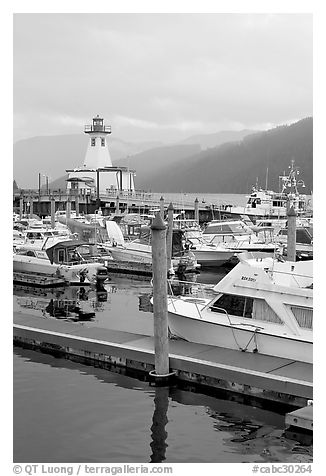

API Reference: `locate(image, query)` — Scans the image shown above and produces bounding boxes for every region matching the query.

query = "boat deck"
[13,311,312,407]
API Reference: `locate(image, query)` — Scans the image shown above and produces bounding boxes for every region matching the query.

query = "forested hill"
[135,117,313,193]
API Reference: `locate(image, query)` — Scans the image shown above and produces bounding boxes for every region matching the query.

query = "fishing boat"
[167,255,313,363]
[13,238,110,285]
[219,161,310,221]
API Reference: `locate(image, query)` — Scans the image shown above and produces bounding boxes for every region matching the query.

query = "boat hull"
[191,249,235,267]
[13,255,104,285]
[168,308,312,364]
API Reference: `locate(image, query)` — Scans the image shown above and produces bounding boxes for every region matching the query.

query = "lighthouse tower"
[66,115,136,194]
[83,115,113,168]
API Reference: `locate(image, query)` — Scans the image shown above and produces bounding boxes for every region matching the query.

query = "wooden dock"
[13,271,68,287]
[285,404,313,431]
[13,311,312,409]
[106,260,152,278]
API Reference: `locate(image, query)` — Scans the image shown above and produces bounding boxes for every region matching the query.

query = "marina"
[13,114,313,465]
[12,11,314,465]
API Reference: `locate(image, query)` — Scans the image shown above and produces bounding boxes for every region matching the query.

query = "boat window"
[252,299,283,324]
[68,249,81,262]
[57,249,66,263]
[211,294,253,318]
[291,306,313,329]
[211,294,283,323]
[26,250,35,257]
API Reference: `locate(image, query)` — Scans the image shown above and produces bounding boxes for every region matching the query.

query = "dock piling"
[160,196,165,219]
[19,196,24,219]
[51,197,56,228]
[150,213,175,384]
[66,196,71,220]
[115,194,120,214]
[194,197,199,224]
[75,193,80,217]
[166,203,174,273]
[29,197,33,218]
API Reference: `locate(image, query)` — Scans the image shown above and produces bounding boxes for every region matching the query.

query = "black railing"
[84,125,111,133]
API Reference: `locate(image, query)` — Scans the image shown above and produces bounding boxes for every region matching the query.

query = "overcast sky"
[13,13,312,144]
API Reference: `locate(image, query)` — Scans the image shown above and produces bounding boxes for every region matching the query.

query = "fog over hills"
[13,135,163,188]
[140,118,312,193]
[13,119,312,194]
[13,129,255,188]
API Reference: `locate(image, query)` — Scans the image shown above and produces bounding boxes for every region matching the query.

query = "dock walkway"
[13,311,312,408]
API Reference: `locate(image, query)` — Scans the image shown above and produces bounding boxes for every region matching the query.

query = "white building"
[66,115,136,194]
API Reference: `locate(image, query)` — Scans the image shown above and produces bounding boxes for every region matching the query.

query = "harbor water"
[13,271,313,463]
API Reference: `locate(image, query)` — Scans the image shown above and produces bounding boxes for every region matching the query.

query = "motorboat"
[202,219,278,253]
[104,221,200,274]
[167,254,313,363]
[13,238,110,285]
[172,219,236,267]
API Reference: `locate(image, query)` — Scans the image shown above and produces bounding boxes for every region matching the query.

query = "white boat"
[13,238,109,285]
[202,219,278,253]
[167,255,313,363]
[220,160,310,220]
[104,221,200,273]
[173,219,236,267]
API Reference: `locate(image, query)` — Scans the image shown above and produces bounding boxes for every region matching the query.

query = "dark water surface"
[13,349,312,464]
[13,271,313,463]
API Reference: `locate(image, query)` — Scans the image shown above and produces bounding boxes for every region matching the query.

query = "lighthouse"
[83,115,113,168]
[66,115,136,194]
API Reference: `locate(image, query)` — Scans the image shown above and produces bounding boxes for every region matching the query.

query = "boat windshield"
[203,221,253,235]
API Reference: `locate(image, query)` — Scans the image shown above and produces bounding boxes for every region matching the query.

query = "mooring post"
[194,197,199,224]
[160,196,165,219]
[66,196,71,220]
[29,197,33,218]
[166,202,174,273]
[19,195,24,219]
[115,194,120,214]
[51,196,56,229]
[287,205,297,262]
[150,213,173,382]
[75,192,80,217]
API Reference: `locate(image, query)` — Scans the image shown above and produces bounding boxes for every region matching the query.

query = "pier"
[13,189,231,224]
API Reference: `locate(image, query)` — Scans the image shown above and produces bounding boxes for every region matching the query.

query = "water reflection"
[14,284,109,321]
[13,347,313,463]
[150,386,169,463]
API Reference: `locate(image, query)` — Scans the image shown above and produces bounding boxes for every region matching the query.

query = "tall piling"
[66,196,71,220]
[166,203,174,273]
[150,213,170,379]
[51,197,56,229]
[287,205,297,262]
[160,196,165,219]
[19,196,24,219]
[75,193,80,217]
[29,198,33,218]
[115,194,120,214]
[194,197,199,224]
